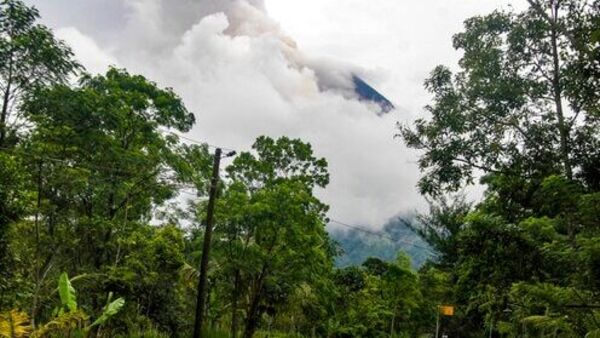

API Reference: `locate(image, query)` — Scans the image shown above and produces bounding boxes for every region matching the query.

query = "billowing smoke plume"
[224,1,394,112]
[37,0,432,228]
[117,0,393,112]
[29,0,527,228]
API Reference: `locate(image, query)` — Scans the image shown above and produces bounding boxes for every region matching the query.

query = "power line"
[330,219,395,241]
[156,132,436,256]
[3,144,434,255]
[0,146,159,176]
[0,146,202,197]
[158,129,238,153]
[329,218,437,255]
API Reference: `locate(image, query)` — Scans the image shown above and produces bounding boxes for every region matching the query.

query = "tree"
[0,0,80,147]
[221,136,333,338]
[14,67,196,327]
[413,266,452,337]
[0,153,26,308]
[502,282,594,337]
[0,0,78,309]
[409,195,471,268]
[399,5,600,334]
[380,254,420,336]
[400,0,600,197]
[327,256,423,338]
[451,213,546,336]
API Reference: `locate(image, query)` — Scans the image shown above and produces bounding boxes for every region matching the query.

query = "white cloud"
[31,0,527,229]
[55,27,118,74]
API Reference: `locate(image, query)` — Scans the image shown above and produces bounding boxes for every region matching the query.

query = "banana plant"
[1,272,125,338]
[58,272,78,314]
[35,272,125,337]
[89,293,125,329]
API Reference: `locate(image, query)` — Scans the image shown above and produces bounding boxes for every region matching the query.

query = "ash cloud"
[26,0,525,229]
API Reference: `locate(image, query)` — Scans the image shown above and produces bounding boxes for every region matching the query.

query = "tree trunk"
[390,312,396,337]
[243,287,262,338]
[0,48,14,148]
[0,74,12,147]
[550,0,573,180]
[230,269,241,338]
[243,267,267,338]
[30,162,44,329]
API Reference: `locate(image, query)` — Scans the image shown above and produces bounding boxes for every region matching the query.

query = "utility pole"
[435,306,440,338]
[193,147,222,338]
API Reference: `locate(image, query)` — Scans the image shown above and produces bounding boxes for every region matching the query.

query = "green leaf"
[586,329,600,338]
[89,298,125,328]
[58,272,77,312]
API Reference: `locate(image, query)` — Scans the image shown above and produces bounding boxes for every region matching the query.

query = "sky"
[27,0,526,229]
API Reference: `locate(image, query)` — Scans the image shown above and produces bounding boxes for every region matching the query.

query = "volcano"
[352,75,395,114]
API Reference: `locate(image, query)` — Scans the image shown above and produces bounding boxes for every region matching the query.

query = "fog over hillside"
[330,215,433,268]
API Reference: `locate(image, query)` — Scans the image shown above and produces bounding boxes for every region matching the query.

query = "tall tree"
[17,67,196,325]
[0,0,80,147]
[400,1,600,336]
[0,0,79,309]
[400,0,600,197]
[222,136,332,338]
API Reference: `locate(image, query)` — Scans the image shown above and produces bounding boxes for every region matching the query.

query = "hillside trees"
[0,0,80,308]
[401,0,599,199]
[2,65,202,333]
[325,255,436,337]
[402,0,600,336]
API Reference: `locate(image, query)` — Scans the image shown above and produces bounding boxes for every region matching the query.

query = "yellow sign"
[439,305,454,316]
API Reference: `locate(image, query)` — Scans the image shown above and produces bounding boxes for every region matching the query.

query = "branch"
[526,0,555,25]
[453,157,502,174]
[110,168,165,219]
[568,109,582,128]
[525,0,579,49]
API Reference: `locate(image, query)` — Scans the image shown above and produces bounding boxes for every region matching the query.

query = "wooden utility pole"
[193,147,222,338]
[435,306,440,338]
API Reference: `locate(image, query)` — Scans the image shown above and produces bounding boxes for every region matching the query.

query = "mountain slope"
[329,216,434,268]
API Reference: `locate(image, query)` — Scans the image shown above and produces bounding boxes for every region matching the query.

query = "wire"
[3,144,434,256]
[0,146,152,176]
[329,218,437,255]
[157,131,436,257]
[158,129,238,153]
[0,147,204,199]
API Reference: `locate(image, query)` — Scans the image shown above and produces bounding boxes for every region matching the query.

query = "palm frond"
[0,310,32,338]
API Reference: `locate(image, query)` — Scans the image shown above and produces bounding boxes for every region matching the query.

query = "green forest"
[0,0,599,337]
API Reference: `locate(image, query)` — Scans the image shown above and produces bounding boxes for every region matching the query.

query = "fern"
[522,315,574,336]
[0,310,32,338]
[31,310,88,338]
[179,262,199,288]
